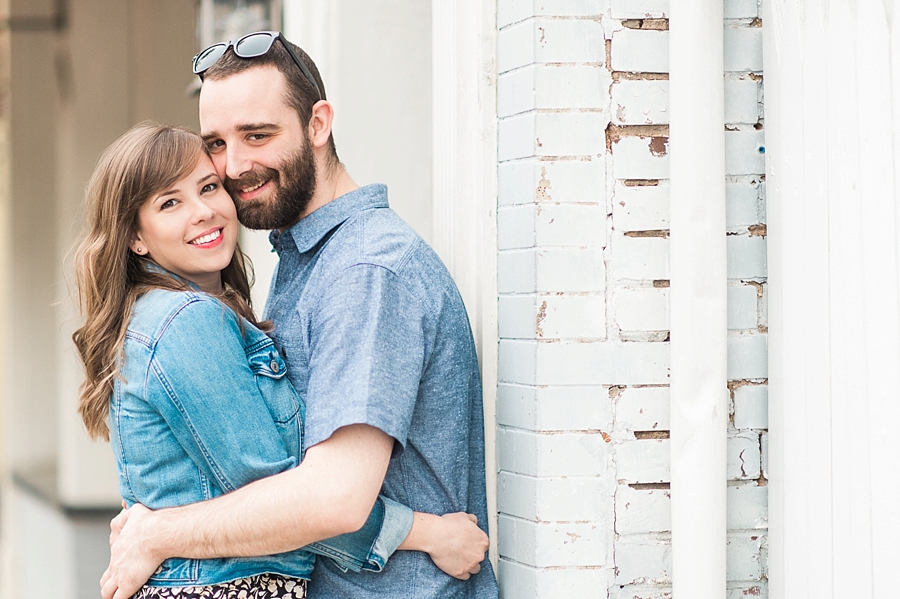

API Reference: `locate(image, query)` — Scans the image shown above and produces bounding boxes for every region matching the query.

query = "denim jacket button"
[270,359,280,373]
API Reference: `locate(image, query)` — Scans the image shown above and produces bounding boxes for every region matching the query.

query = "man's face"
[199,65,316,230]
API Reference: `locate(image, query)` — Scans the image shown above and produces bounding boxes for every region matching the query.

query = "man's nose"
[224,145,253,181]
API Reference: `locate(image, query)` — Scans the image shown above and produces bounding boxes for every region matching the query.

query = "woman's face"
[130,153,238,293]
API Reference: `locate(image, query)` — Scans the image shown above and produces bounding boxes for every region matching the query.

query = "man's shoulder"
[317,206,450,288]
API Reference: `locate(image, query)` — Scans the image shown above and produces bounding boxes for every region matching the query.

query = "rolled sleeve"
[303,264,427,451]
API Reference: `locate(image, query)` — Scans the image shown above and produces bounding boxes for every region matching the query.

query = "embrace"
[72,31,498,599]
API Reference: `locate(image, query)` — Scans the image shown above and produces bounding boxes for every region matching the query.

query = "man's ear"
[308,100,335,149]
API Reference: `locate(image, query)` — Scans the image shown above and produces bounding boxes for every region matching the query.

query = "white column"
[431,0,499,567]
[668,0,727,596]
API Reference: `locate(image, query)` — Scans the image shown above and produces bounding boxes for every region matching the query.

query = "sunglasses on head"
[192,31,323,100]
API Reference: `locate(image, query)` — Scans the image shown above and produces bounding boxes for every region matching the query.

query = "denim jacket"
[110,287,413,586]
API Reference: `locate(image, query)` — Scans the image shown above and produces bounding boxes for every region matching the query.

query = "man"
[100,32,498,599]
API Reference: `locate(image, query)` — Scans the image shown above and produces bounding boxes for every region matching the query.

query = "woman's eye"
[201,182,218,194]
[160,198,177,210]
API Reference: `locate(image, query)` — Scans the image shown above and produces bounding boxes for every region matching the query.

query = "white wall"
[764,2,900,597]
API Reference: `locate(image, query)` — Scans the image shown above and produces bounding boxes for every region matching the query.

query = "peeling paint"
[648,136,668,157]
[748,223,767,237]
[624,229,669,238]
[623,179,660,187]
[536,166,552,201]
[536,300,547,337]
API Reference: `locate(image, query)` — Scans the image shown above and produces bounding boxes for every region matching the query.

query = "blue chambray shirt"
[264,184,498,599]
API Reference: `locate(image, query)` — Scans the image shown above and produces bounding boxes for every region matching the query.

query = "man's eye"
[206,140,224,151]
[249,133,267,141]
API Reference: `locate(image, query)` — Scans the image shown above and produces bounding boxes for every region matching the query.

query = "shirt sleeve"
[147,298,298,492]
[303,264,427,451]
[303,495,413,573]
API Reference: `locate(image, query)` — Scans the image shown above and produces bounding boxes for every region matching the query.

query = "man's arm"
[101,424,393,599]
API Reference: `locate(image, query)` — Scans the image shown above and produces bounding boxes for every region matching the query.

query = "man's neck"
[283,166,358,231]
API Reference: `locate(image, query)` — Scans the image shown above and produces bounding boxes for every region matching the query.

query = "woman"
[72,123,487,598]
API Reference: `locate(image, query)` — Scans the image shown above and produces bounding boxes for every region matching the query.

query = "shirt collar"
[269,183,389,254]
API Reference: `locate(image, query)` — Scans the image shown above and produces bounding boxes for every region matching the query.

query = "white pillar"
[668,0,727,596]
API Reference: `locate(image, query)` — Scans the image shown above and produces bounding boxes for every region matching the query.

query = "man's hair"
[202,38,339,166]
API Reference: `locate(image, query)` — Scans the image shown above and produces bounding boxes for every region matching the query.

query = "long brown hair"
[73,122,266,440]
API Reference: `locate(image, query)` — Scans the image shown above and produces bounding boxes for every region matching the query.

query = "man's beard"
[225,134,317,230]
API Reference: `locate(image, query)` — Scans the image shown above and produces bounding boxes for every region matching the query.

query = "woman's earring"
[136,247,143,254]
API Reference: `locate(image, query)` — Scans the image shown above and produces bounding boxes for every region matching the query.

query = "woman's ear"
[129,234,146,256]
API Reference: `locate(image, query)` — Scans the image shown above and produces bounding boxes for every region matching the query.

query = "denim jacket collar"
[269,184,389,256]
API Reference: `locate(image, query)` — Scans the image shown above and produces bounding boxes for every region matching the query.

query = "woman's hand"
[399,512,489,580]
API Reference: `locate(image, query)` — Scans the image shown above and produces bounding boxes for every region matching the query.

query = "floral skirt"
[132,574,307,599]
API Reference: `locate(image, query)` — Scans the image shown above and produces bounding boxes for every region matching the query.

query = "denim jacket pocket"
[247,343,302,458]
[248,345,298,423]
[148,557,200,585]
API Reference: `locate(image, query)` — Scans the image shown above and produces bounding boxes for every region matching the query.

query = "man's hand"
[100,504,163,599]
[401,512,489,580]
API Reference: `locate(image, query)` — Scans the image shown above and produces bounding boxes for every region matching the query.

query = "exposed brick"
[499,471,608,521]
[615,385,671,432]
[613,180,670,231]
[733,384,768,429]
[499,515,608,567]
[497,383,614,431]
[610,29,668,73]
[498,428,610,476]
[616,484,671,534]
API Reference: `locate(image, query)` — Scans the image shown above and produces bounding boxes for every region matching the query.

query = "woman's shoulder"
[129,288,235,341]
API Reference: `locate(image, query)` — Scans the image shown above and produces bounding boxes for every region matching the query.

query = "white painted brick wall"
[497,384,613,431]
[496,4,767,597]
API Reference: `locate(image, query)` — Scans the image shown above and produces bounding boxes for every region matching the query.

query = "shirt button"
[270,360,280,373]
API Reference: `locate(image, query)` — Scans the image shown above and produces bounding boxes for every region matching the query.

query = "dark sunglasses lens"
[194,44,228,73]
[234,33,276,58]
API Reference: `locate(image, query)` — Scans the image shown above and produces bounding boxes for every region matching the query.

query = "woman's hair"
[73,122,267,440]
